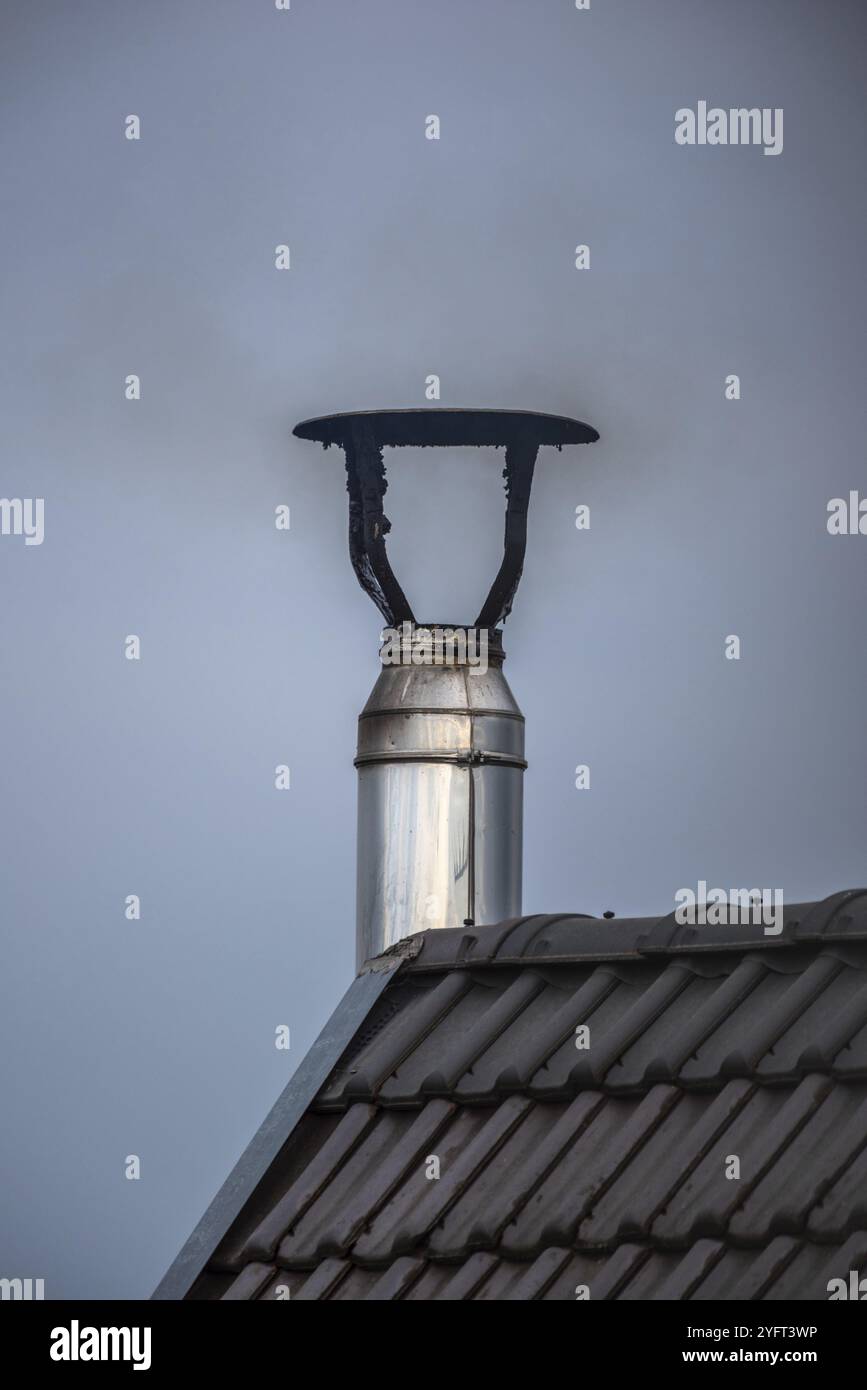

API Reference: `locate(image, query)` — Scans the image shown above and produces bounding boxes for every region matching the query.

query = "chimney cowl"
[292,407,598,968]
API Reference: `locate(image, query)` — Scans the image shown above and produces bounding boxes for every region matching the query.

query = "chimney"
[293,409,599,968]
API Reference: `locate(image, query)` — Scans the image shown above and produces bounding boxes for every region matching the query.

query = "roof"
[157,889,867,1301]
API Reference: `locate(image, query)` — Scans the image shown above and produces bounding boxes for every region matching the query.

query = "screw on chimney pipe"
[293,409,599,969]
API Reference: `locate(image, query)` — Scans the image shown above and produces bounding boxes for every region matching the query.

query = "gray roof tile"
[183,893,867,1300]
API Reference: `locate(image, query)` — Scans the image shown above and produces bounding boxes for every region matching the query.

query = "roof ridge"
[388,890,867,971]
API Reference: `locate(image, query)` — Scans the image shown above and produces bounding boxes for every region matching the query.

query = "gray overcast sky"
[1,0,865,1298]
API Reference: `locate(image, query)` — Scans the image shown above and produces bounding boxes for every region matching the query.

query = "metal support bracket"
[345,420,416,627]
[475,437,540,629]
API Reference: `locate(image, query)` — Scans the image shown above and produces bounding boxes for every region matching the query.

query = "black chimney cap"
[292,405,599,629]
[293,407,599,451]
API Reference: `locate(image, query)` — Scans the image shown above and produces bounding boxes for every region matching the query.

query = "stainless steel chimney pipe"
[292,408,599,969]
[355,627,524,967]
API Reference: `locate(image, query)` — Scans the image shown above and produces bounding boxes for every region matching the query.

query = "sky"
[1,0,865,1299]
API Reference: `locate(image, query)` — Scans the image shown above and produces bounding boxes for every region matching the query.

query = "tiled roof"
[180,890,867,1301]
